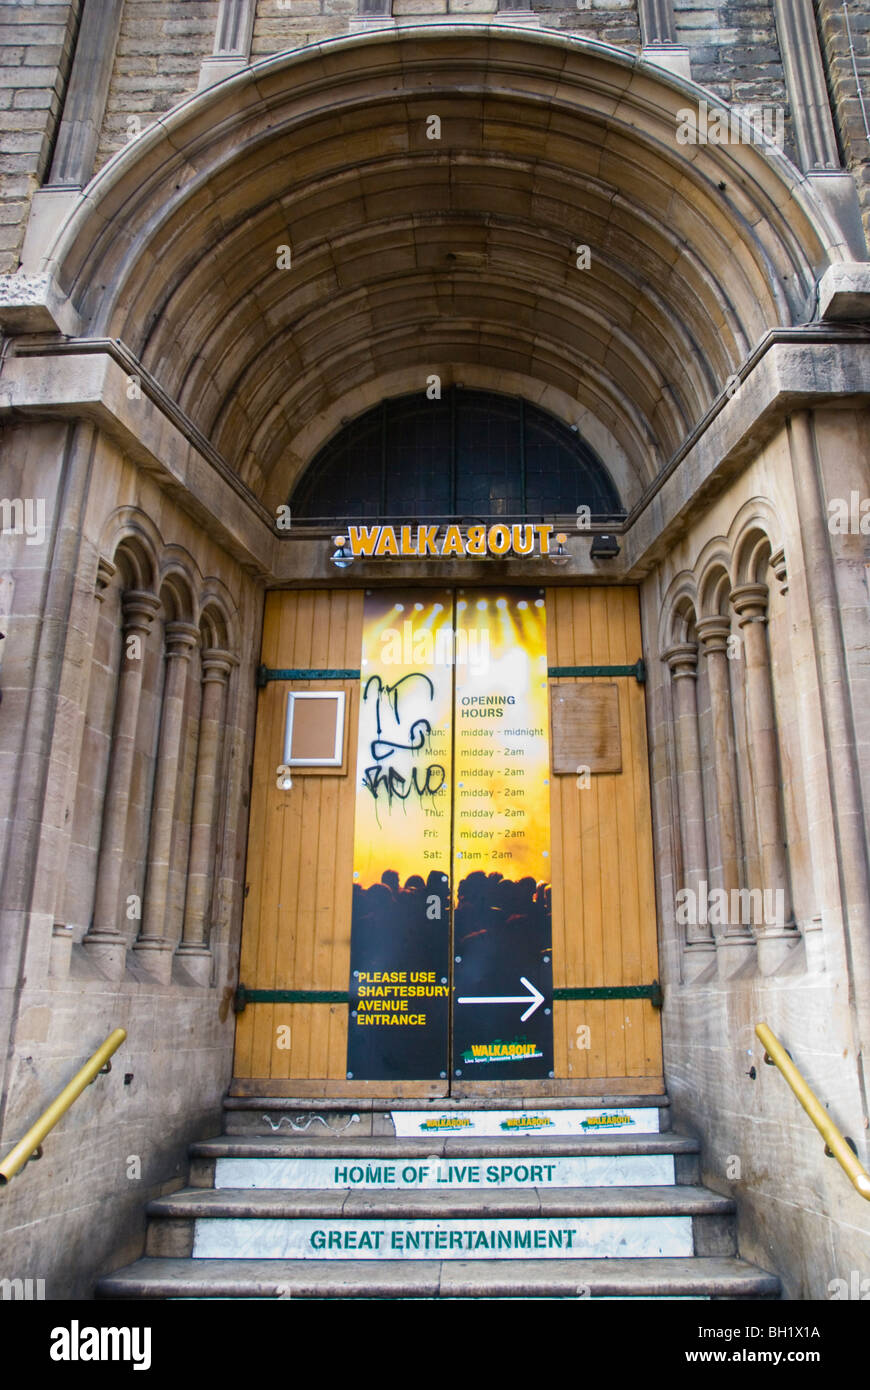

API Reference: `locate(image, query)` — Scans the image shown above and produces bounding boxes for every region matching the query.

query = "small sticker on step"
[390,1108,659,1138]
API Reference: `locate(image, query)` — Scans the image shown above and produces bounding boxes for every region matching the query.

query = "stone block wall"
[674,0,787,108]
[0,416,264,1297]
[815,0,870,239]
[509,0,641,47]
[643,411,870,1299]
[94,0,219,175]
[0,1,80,273]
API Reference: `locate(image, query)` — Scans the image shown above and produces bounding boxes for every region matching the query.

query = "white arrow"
[457,976,545,1023]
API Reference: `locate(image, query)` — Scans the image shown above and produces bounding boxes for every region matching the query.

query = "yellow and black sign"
[346,588,554,1081]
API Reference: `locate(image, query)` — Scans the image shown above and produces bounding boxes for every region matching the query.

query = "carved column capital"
[164,620,199,660]
[201,647,236,684]
[731,583,769,625]
[120,589,161,635]
[695,616,732,654]
[662,642,699,679]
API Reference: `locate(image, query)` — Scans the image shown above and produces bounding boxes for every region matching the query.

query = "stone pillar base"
[641,44,692,80]
[49,924,75,980]
[682,941,717,982]
[132,939,175,984]
[81,931,128,980]
[756,928,803,976]
[174,946,213,985]
[715,935,757,979]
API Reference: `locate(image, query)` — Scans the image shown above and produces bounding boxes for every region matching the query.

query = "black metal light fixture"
[590,534,620,560]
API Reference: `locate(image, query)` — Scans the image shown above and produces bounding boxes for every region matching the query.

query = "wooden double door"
[232,586,663,1098]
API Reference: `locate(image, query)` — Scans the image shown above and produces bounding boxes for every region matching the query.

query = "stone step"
[97,1255,781,1301]
[210,1151,679,1190]
[194,1133,696,1158]
[144,1186,736,1261]
[188,1132,701,1188]
[148,1184,734,1220]
[223,1097,670,1137]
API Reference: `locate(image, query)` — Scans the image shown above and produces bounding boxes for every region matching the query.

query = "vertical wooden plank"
[234,596,284,1078]
[625,590,664,1076]
[612,589,643,1078]
[553,589,584,1078]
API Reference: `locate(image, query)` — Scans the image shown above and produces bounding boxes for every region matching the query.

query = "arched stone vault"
[39,28,846,513]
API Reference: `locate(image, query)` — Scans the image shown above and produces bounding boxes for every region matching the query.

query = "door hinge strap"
[234,985,349,1012]
[553,981,663,1009]
[548,660,646,684]
[257,666,360,687]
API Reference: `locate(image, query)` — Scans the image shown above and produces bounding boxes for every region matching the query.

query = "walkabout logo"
[676,100,785,148]
[338,522,567,559]
[461,1036,543,1065]
[580,1112,635,1132]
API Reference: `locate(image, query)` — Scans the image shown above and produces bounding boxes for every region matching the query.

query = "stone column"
[788,410,870,1055]
[132,621,199,982]
[48,0,125,187]
[639,0,691,78]
[84,589,161,977]
[663,642,716,976]
[199,0,256,88]
[696,615,756,975]
[770,1,866,258]
[640,0,675,43]
[731,583,798,972]
[176,648,235,984]
[49,555,119,981]
[772,0,840,171]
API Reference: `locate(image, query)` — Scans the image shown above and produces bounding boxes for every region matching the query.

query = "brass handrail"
[0,1028,126,1186]
[756,1022,870,1201]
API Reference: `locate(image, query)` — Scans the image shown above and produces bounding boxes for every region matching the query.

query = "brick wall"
[815,0,870,239]
[674,1,788,107]
[251,0,641,52]
[252,0,347,57]
[0,1,80,274]
[94,0,220,175]
[539,0,640,48]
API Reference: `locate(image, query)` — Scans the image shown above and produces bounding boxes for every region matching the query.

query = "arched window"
[290,388,623,521]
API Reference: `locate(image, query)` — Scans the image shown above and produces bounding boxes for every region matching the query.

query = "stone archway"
[33,26,844,521]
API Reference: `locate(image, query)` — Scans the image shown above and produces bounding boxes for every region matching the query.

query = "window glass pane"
[290,388,622,520]
[454,392,522,517]
[385,396,452,518]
